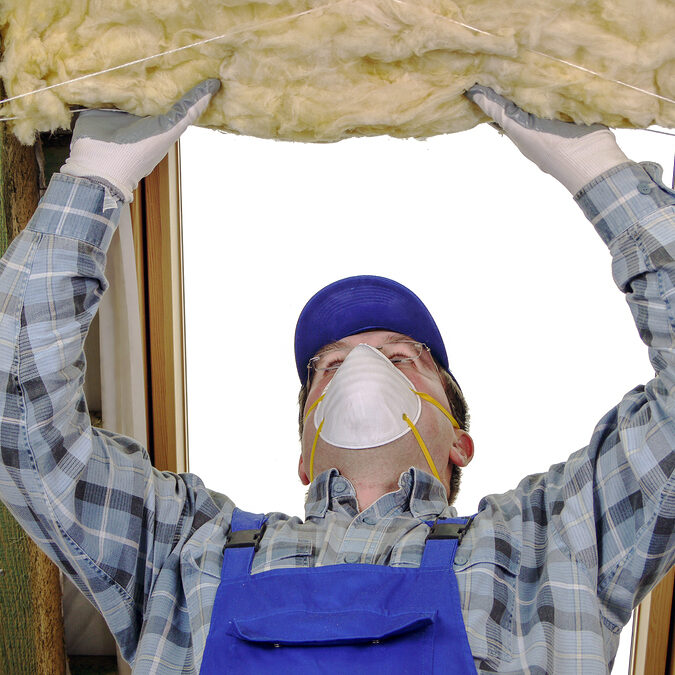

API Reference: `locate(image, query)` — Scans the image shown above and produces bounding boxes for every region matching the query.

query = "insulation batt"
[0,0,673,145]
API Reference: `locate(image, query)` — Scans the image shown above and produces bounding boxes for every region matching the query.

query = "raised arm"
[0,80,226,665]
[467,86,675,628]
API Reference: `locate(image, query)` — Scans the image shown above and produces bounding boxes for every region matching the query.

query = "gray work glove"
[62,79,221,202]
[466,85,629,195]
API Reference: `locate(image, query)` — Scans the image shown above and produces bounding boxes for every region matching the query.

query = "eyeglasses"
[307,340,429,382]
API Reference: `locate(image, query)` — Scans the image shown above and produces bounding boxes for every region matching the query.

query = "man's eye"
[388,352,410,363]
[324,359,344,370]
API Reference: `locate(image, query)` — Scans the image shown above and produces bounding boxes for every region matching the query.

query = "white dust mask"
[314,343,422,449]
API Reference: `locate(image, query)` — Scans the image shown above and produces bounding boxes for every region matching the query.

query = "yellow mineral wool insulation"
[0,0,673,145]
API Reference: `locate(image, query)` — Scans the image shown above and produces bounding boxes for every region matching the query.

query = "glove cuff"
[58,170,128,205]
[61,145,135,203]
[556,130,630,195]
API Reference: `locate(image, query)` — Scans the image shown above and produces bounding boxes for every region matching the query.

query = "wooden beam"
[0,113,67,673]
[0,511,67,674]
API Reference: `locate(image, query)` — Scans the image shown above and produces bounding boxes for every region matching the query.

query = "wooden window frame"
[630,567,675,674]
[130,141,189,474]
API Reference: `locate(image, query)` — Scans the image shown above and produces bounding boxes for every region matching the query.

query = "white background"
[181,122,674,672]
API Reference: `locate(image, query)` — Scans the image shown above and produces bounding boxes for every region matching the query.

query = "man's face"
[303,330,450,417]
[298,330,473,503]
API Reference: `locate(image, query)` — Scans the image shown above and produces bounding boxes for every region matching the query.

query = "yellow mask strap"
[309,419,324,483]
[402,413,441,482]
[303,393,325,423]
[412,390,460,429]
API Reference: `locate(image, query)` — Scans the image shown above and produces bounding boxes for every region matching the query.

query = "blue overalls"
[200,508,477,673]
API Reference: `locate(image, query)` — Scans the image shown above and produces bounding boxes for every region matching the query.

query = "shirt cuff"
[26,173,122,251]
[575,161,675,246]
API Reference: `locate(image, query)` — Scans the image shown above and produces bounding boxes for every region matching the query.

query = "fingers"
[62,78,222,202]
[467,84,610,142]
[465,85,529,130]
[71,109,138,144]
[463,84,626,194]
[465,85,504,120]
[465,84,507,110]
[162,78,221,130]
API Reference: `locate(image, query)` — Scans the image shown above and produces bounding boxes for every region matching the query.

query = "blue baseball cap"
[294,275,451,383]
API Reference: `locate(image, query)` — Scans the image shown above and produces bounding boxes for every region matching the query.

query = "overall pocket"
[228,608,436,644]
[223,607,436,674]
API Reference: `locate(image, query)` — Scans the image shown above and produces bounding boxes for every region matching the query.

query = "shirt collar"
[304,467,455,520]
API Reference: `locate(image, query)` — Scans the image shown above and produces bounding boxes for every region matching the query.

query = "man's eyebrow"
[383,333,414,343]
[313,333,414,358]
[314,340,351,358]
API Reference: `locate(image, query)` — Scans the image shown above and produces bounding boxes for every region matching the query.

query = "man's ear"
[298,454,310,485]
[448,431,474,468]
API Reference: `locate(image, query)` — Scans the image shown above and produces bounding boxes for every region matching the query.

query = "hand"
[61,78,221,202]
[465,85,629,195]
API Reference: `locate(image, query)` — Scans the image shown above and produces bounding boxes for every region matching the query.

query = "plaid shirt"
[0,164,673,674]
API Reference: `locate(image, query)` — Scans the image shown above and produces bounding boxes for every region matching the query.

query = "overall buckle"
[426,516,474,543]
[224,523,267,551]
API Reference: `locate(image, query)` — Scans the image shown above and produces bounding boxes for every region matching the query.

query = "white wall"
[180,122,673,673]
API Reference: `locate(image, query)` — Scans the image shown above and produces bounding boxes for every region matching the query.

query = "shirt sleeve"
[0,174,231,664]
[532,161,675,629]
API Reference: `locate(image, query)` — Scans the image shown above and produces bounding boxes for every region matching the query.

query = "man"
[294,276,473,509]
[0,78,672,673]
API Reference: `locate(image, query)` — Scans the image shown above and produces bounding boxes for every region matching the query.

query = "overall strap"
[220,508,267,580]
[421,516,474,570]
